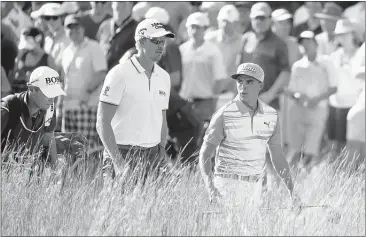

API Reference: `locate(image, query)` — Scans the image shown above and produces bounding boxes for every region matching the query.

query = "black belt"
[215,173,262,182]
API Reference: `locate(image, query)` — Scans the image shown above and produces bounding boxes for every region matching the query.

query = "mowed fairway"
[1,151,365,236]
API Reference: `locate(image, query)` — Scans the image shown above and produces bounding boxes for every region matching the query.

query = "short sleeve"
[267,115,282,146]
[91,43,108,72]
[211,44,227,80]
[203,109,225,146]
[275,39,291,72]
[162,75,171,110]
[288,62,300,91]
[99,65,126,105]
[319,56,338,88]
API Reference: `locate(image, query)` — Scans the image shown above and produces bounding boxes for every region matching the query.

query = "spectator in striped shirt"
[199,62,301,210]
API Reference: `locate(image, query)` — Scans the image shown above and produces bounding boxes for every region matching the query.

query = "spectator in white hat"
[78,2,111,40]
[234,2,253,34]
[179,12,227,126]
[97,19,174,184]
[284,31,338,168]
[31,3,70,71]
[132,2,151,22]
[327,19,364,154]
[205,4,242,95]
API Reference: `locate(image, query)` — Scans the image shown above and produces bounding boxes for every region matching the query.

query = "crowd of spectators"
[1,1,365,169]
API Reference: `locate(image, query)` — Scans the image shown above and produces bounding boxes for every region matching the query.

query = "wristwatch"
[293,92,301,100]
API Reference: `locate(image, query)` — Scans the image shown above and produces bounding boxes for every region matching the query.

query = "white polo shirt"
[179,40,227,100]
[99,55,171,147]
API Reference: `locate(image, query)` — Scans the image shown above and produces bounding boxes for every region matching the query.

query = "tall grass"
[1,149,365,236]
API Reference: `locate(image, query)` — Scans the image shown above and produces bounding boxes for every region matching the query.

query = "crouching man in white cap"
[199,63,302,211]
[1,66,66,170]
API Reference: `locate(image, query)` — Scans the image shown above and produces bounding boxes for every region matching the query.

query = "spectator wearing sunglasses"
[9,27,57,94]
[79,1,111,40]
[31,3,70,71]
[60,14,107,149]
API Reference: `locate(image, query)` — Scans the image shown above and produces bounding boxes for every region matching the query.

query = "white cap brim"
[273,13,293,21]
[41,85,67,98]
[250,11,267,19]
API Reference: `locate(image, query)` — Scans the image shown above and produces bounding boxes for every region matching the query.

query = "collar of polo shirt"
[130,55,158,75]
[234,95,264,114]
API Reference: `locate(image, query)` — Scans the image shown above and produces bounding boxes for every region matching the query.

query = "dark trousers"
[102,145,161,184]
[327,105,351,142]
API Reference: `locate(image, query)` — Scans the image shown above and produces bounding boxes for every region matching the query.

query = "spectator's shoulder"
[86,37,102,48]
[292,56,306,68]
[179,40,190,51]
[99,18,112,30]
[1,93,22,112]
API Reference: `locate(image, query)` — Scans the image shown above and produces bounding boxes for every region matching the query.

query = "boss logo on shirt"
[103,86,110,96]
[45,77,60,85]
[159,90,166,96]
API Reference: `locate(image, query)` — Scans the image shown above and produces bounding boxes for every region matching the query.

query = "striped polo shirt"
[203,96,281,176]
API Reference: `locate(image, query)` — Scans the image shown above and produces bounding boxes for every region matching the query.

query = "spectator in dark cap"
[9,27,57,94]
[97,2,138,69]
[61,14,107,148]
[314,2,343,56]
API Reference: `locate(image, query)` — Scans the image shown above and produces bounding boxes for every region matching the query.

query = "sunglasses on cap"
[148,38,166,45]
[253,15,270,21]
[42,15,60,21]
[94,1,106,4]
[66,23,81,30]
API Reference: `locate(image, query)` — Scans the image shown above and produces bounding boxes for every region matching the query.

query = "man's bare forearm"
[268,71,290,96]
[199,142,217,189]
[269,145,294,195]
[87,71,107,93]
[312,87,337,103]
[160,111,168,147]
[96,119,120,162]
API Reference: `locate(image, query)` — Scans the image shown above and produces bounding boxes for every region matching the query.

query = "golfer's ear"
[259,82,264,90]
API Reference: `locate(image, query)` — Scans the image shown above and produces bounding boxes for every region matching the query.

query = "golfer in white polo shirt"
[96,18,174,180]
[199,63,301,209]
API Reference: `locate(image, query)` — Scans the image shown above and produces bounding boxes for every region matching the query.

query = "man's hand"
[259,91,276,104]
[291,193,304,215]
[208,184,222,204]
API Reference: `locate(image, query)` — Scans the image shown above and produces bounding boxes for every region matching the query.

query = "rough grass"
[1,149,365,236]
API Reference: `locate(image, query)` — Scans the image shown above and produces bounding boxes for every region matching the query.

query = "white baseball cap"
[30,3,65,19]
[145,7,170,25]
[28,66,66,98]
[61,2,79,15]
[217,4,240,23]
[271,8,293,22]
[250,2,272,19]
[334,19,355,35]
[231,63,265,83]
[186,12,210,27]
[134,18,175,42]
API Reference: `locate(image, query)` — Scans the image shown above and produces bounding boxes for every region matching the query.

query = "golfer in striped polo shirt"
[199,63,301,209]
